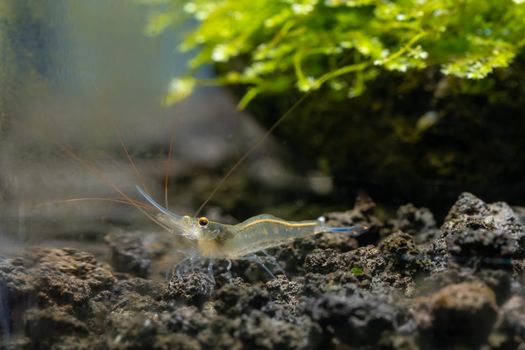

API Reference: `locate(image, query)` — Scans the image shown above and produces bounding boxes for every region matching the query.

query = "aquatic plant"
[145,0,525,108]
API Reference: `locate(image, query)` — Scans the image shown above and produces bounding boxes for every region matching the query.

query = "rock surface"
[1,193,525,349]
[442,192,525,267]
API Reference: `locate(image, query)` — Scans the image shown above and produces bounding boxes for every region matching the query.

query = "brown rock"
[414,282,498,348]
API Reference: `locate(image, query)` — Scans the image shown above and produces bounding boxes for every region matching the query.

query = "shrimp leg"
[243,254,276,279]
[262,250,287,277]
[176,256,193,278]
[224,259,233,281]
[207,259,215,284]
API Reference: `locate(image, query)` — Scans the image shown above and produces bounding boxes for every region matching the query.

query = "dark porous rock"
[476,270,512,306]
[113,277,166,300]
[303,248,352,274]
[9,194,525,350]
[165,272,215,303]
[28,248,115,306]
[345,245,387,276]
[388,204,441,244]
[262,277,304,321]
[418,269,512,305]
[237,310,309,350]
[0,257,37,333]
[413,281,498,348]
[24,306,88,345]
[489,296,525,350]
[302,244,394,295]
[378,231,432,276]
[300,272,343,296]
[377,333,420,350]
[295,231,359,253]
[105,231,152,278]
[0,249,116,348]
[442,193,525,267]
[310,291,398,348]
[196,315,241,350]
[264,276,302,303]
[166,305,210,334]
[213,278,270,316]
[108,279,167,317]
[391,203,437,233]
[1,252,86,311]
[0,257,35,303]
[342,245,418,293]
[106,312,201,350]
[420,237,448,273]
[512,206,525,226]
[272,233,357,276]
[47,335,106,350]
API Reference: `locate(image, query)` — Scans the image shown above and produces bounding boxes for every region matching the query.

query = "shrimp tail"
[322,225,369,236]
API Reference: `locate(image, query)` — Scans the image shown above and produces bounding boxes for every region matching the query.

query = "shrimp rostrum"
[136,186,367,280]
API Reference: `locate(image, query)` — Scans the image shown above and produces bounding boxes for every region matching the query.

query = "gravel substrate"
[2,192,525,349]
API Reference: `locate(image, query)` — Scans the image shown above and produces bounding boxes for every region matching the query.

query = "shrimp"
[136,186,367,277]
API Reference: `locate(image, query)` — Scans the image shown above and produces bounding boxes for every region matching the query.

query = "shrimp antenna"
[136,185,182,220]
[164,134,174,209]
[34,197,152,209]
[59,144,171,232]
[117,131,150,194]
[193,92,311,217]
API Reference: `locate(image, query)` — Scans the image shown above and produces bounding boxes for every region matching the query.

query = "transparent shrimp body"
[137,186,367,261]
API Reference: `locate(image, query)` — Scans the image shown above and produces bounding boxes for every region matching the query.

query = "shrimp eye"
[198,217,209,227]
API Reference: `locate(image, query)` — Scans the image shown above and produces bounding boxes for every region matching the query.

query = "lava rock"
[413,281,498,348]
[105,231,152,278]
[489,296,525,350]
[344,245,387,276]
[237,310,308,350]
[24,306,88,344]
[213,278,270,316]
[264,276,302,306]
[476,270,512,305]
[196,315,240,350]
[0,247,116,310]
[0,257,35,303]
[262,276,304,321]
[310,291,398,348]
[388,204,441,244]
[29,248,115,306]
[165,272,215,303]
[106,313,200,350]
[442,193,525,267]
[166,306,209,335]
[378,231,431,275]
[8,197,525,350]
[303,248,351,274]
[391,204,437,234]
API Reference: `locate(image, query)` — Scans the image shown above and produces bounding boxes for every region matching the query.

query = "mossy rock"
[237,56,525,213]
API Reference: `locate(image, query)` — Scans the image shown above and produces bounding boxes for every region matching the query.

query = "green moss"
[145,0,525,107]
[142,0,525,212]
[351,266,364,276]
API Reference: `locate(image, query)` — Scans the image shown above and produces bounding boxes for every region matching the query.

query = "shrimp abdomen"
[224,214,319,258]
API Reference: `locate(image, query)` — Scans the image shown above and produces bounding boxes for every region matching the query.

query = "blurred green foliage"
[146,0,525,108]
